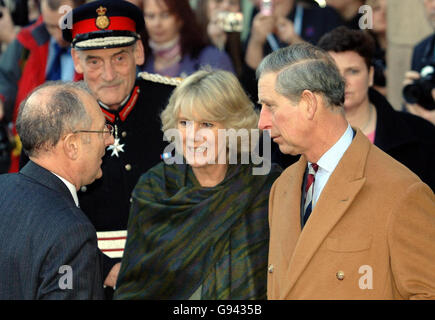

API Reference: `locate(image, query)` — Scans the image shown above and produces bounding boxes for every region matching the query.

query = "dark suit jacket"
[411,34,435,72]
[0,161,104,299]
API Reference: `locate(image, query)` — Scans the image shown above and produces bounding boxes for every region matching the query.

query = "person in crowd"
[317,26,435,190]
[0,0,35,53]
[257,43,435,299]
[0,81,109,299]
[244,0,343,168]
[403,0,435,125]
[0,5,19,53]
[0,0,85,173]
[326,0,364,29]
[195,0,244,77]
[140,0,234,77]
[125,0,143,10]
[62,0,179,297]
[365,0,387,95]
[244,0,342,71]
[114,69,281,300]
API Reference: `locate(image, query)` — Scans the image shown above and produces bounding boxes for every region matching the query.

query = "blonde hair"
[161,69,258,133]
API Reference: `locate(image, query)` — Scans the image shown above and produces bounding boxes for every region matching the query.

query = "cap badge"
[95,6,110,30]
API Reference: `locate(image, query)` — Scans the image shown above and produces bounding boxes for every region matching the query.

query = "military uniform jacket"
[78,74,178,276]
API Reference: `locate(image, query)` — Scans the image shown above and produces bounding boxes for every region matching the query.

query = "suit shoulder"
[368,144,423,188]
[414,34,433,52]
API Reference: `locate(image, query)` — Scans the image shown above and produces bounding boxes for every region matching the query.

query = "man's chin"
[278,144,297,156]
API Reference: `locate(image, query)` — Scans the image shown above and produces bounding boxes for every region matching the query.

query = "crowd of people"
[0,0,433,300]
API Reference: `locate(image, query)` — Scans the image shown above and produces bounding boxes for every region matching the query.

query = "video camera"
[403,63,435,110]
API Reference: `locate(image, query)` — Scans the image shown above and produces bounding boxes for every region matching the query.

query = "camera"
[216,12,244,33]
[260,0,273,16]
[403,64,435,110]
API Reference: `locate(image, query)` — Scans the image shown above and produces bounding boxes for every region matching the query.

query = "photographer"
[403,0,435,125]
[0,0,33,53]
[195,0,244,77]
[0,0,86,172]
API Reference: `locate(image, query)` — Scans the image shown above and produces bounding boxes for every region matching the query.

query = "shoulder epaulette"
[138,71,183,86]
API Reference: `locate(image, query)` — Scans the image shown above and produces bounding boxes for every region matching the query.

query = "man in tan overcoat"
[257,43,435,299]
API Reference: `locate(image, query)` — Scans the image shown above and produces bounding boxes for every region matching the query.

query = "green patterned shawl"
[114,162,281,300]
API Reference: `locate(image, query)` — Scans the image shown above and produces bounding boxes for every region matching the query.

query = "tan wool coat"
[267,130,435,299]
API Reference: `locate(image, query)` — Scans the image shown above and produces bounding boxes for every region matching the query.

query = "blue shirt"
[45,38,74,81]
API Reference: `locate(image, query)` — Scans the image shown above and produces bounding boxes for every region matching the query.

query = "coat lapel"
[283,130,371,296]
[276,158,307,264]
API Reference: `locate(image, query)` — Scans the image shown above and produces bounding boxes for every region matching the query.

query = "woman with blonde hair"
[114,69,281,300]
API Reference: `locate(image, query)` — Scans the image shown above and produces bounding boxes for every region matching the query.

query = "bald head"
[16,81,92,158]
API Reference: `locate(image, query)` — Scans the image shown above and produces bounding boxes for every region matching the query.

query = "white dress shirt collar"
[51,172,80,208]
[311,124,354,175]
[308,124,354,208]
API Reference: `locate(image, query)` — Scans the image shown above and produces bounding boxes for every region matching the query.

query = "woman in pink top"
[317,26,435,191]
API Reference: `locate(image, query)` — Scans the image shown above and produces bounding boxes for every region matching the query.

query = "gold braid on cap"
[138,71,183,86]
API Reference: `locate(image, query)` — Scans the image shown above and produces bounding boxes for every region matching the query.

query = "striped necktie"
[303,163,319,226]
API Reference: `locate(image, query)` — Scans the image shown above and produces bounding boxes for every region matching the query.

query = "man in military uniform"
[62,0,179,295]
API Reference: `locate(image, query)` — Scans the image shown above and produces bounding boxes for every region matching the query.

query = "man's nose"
[258,106,272,130]
[105,133,115,146]
[102,62,116,82]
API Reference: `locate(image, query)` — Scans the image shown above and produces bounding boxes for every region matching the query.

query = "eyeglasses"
[73,124,114,139]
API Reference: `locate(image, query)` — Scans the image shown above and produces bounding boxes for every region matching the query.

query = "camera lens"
[403,83,423,104]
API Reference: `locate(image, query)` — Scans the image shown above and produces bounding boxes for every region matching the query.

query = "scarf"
[149,36,182,77]
[114,162,281,300]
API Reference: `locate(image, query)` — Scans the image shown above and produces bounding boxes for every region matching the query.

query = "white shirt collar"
[309,124,354,174]
[51,172,80,208]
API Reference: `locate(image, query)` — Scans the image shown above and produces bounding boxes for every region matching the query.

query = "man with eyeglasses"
[0,0,87,173]
[0,81,110,299]
[62,0,180,297]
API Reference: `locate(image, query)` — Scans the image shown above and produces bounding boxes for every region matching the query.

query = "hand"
[275,16,303,45]
[406,101,435,126]
[403,70,435,125]
[403,70,420,86]
[208,13,227,50]
[250,12,275,45]
[0,7,17,45]
[104,262,121,288]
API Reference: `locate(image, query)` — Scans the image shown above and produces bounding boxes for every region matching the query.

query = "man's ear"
[134,40,145,66]
[71,48,84,74]
[301,90,317,120]
[63,133,80,160]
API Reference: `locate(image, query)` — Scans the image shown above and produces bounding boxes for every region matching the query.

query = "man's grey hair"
[16,81,93,157]
[256,43,345,107]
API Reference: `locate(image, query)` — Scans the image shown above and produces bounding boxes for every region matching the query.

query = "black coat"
[78,77,176,279]
[370,88,435,191]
